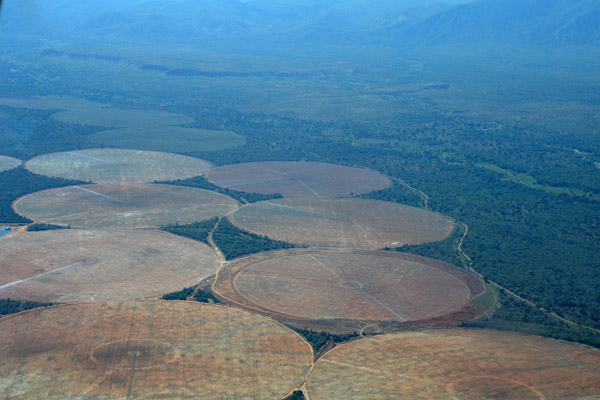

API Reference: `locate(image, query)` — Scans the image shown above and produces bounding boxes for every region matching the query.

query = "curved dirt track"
[214,248,484,332]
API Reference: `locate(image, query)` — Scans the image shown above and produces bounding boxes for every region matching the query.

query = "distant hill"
[391,0,600,45]
[1,0,599,47]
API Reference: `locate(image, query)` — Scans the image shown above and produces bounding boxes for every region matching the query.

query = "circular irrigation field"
[13,183,239,229]
[90,126,246,153]
[25,149,212,183]
[0,301,313,399]
[0,155,21,172]
[231,198,454,249]
[307,329,600,399]
[0,229,220,303]
[214,248,483,329]
[207,161,391,198]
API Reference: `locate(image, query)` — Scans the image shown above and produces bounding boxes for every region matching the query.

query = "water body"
[0,229,11,237]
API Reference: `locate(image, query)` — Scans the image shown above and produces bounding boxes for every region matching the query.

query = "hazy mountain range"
[1,0,598,47]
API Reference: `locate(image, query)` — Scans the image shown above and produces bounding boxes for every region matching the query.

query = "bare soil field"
[0,95,194,128]
[25,149,212,183]
[0,155,22,172]
[90,126,246,153]
[0,229,220,303]
[214,248,483,333]
[307,329,600,399]
[13,183,239,229]
[0,301,313,399]
[231,198,454,249]
[207,161,391,198]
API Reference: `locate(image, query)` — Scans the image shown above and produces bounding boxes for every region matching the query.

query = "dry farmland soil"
[231,198,454,249]
[306,329,600,399]
[0,229,220,303]
[13,183,239,229]
[0,301,313,399]
[25,148,212,183]
[0,156,22,172]
[214,248,484,333]
[207,161,391,198]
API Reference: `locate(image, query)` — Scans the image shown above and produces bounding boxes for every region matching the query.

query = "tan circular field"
[0,229,220,303]
[25,149,212,183]
[307,329,600,399]
[214,248,483,324]
[13,183,239,229]
[0,301,313,399]
[207,161,391,198]
[0,155,21,172]
[231,198,454,249]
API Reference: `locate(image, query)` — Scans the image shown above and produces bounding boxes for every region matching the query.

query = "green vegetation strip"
[0,298,54,316]
[163,217,299,260]
[157,175,282,204]
[0,167,85,223]
[26,223,70,232]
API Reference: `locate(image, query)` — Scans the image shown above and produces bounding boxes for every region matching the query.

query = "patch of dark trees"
[292,327,359,354]
[26,223,70,231]
[0,298,54,316]
[0,167,85,223]
[163,217,299,260]
[283,391,306,400]
[157,175,282,204]
[161,286,220,303]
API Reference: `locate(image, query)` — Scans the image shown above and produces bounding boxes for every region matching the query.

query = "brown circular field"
[231,198,454,249]
[307,329,600,399]
[214,248,483,326]
[13,183,239,229]
[0,301,313,399]
[207,161,391,198]
[0,155,21,172]
[25,148,212,183]
[0,229,220,303]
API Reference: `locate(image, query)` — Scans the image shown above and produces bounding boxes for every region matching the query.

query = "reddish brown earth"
[0,229,220,303]
[231,198,454,249]
[25,148,212,183]
[13,183,239,229]
[207,161,391,198]
[0,301,313,399]
[214,248,484,333]
[307,329,600,399]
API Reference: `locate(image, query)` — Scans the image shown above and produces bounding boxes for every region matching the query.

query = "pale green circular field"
[13,183,239,229]
[25,149,212,183]
[0,155,21,172]
[90,126,245,153]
